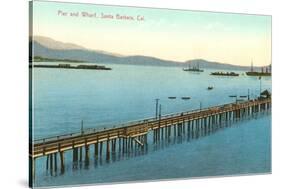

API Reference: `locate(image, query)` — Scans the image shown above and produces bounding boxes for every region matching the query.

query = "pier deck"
[29,98,271,177]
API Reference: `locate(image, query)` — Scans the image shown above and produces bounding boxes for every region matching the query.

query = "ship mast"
[251,59,253,72]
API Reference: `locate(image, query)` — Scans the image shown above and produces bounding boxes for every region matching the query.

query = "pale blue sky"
[32,1,271,66]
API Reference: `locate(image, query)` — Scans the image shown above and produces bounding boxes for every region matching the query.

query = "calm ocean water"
[32,63,271,187]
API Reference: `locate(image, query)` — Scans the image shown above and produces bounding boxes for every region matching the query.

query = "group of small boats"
[171,61,270,103]
[167,86,214,100]
[168,96,191,100]
[182,61,271,77]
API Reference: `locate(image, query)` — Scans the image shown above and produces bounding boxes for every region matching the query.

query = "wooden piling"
[130,137,133,150]
[100,142,103,156]
[79,147,82,162]
[187,121,190,138]
[121,138,124,153]
[95,143,98,158]
[74,148,79,162]
[46,155,49,170]
[59,151,65,173]
[85,145,90,164]
[119,138,121,152]
[54,153,57,172]
[50,154,53,173]
[106,139,110,161]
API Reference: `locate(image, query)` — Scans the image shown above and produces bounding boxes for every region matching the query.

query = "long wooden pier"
[30,97,271,178]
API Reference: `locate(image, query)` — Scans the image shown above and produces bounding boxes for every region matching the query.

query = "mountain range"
[31,36,260,71]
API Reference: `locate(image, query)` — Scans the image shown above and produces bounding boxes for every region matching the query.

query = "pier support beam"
[79,147,83,162]
[85,145,90,165]
[54,153,57,172]
[99,142,103,156]
[106,139,110,161]
[46,155,49,170]
[50,154,53,174]
[95,142,99,158]
[119,138,122,152]
[59,152,65,173]
[73,148,78,162]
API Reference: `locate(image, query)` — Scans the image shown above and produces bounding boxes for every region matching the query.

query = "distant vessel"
[168,97,176,99]
[246,72,271,76]
[181,96,191,100]
[183,61,204,72]
[246,60,271,76]
[210,72,239,76]
[239,95,248,98]
[207,86,214,90]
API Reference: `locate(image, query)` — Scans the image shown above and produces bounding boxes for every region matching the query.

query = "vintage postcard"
[29,1,272,188]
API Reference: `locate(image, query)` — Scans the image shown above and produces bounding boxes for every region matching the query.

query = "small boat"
[239,95,248,98]
[181,96,191,100]
[207,86,214,90]
[168,97,176,99]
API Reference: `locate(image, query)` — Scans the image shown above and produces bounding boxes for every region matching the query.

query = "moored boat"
[210,72,239,76]
[168,97,176,99]
[181,96,191,100]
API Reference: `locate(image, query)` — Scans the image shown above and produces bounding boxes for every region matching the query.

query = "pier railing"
[33,98,266,145]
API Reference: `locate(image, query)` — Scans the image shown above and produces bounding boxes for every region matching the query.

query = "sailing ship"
[246,60,271,76]
[183,61,204,72]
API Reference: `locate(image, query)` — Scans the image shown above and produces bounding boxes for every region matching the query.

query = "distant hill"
[31,36,261,71]
[34,36,86,50]
[33,41,119,63]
